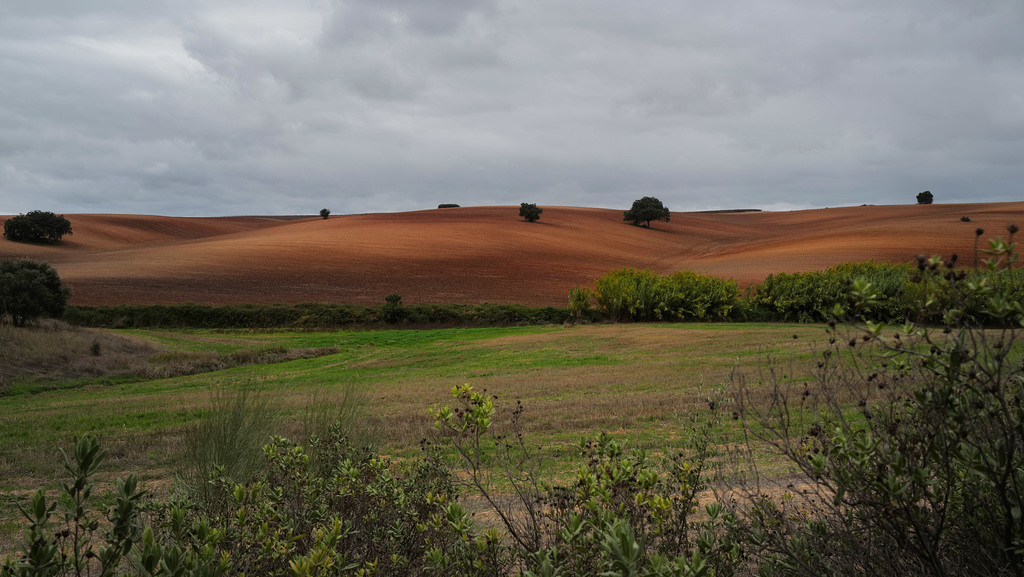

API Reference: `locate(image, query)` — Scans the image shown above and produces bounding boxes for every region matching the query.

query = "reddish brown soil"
[2,204,1021,307]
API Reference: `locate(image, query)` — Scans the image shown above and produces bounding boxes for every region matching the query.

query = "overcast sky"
[1,1,1022,216]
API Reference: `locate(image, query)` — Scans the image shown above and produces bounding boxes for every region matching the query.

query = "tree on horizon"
[624,197,670,228]
[519,203,543,222]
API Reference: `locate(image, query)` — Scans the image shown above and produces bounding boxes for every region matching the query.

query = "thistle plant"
[736,225,1024,576]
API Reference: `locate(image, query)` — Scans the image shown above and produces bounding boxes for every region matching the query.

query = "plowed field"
[2,203,1021,306]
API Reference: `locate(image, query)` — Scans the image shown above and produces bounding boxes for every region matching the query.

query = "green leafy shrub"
[592,268,739,322]
[747,261,914,323]
[162,428,508,576]
[431,383,745,576]
[568,285,592,320]
[1,434,146,577]
[3,427,509,576]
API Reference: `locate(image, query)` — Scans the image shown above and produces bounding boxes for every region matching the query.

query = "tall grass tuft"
[177,386,280,505]
[300,382,379,454]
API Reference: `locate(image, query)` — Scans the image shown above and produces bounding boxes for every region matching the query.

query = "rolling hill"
[1,203,1021,306]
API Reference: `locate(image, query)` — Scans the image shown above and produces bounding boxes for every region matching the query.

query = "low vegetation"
[64,302,576,329]
[0,320,338,396]
[56,255,1023,331]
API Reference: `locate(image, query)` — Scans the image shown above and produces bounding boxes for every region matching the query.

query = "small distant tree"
[519,203,543,222]
[0,259,71,326]
[437,204,460,209]
[320,208,331,219]
[624,196,670,228]
[382,294,404,324]
[917,190,934,204]
[3,210,73,243]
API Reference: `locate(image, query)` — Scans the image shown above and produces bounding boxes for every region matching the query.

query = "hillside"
[1,203,1021,306]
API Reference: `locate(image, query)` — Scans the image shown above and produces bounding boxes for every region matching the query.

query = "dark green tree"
[917,190,934,204]
[0,259,71,326]
[623,196,670,227]
[382,293,404,324]
[319,208,331,219]
[519,203,543,222]
[3,211,73,243]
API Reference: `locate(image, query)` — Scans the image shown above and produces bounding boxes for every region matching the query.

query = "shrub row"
[62,261,1024,329]
[65,302,575,329]
[747,259,1024,323]
[745,261,916,322]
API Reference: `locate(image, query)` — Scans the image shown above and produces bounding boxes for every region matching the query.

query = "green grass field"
[0,322,827,548]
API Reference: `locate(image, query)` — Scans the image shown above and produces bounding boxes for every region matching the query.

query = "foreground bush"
[431,383,744,576]
[2,428,507,577]
[735,228,1024,575]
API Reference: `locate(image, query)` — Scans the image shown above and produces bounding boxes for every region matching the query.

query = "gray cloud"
[1,0,1022,216]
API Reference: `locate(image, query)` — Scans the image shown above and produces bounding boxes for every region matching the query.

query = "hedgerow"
[64,302,575,329]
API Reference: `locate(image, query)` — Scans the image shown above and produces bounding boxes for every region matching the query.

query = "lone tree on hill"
[519,203,543,222]
[624,196,670,228]
[320,208,331,219]
[3,211,73,243]
[0,258,71,326]
[917,190,934,205]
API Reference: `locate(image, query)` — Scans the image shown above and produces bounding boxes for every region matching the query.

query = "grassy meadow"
[1,322,826,540]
